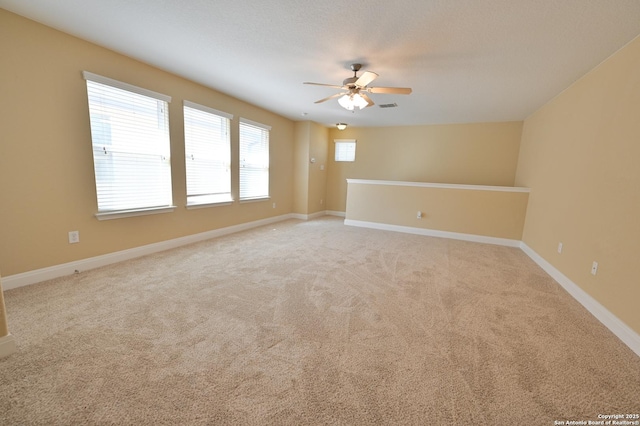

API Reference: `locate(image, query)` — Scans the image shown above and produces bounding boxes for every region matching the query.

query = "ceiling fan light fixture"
[353,93,369,109]
[336,123,347,130]
[338,93,368,111]
[338,94,355,110]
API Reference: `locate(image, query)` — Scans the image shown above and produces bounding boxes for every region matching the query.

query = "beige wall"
[346,181,529,240]
[292,121,328,215]
[293,122,310,214]
[0,9,295,276]
[307,122,328,214]
[326,122,523,212]
[516,36,640,334]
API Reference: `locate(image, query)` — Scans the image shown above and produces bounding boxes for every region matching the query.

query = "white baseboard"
[520,243,640,358]
[0,334,17,359]
[344,219,521,247]
[2,214,298,291]
[291,211,328,220]
[307,211,328,220]
[289,213,308,220]
[291,210,345,220]
[325,210,346,218]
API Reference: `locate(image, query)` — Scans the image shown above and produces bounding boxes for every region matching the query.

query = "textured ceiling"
[2,0,640,127]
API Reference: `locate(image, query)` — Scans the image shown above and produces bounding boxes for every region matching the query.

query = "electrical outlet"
[68,231,80,244]
[557,242,563,253]
[591,261,598,276]
[272,202,276,209]
[417,211,422,219]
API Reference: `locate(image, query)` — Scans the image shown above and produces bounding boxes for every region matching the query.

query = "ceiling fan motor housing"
[344,63,362,87]
[343,77,358,87]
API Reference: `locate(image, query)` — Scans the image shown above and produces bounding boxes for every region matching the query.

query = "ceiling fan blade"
[314,92,346,104]
[354,71,378,87]
[367,86,412,95]
[303,82,345,89]
[360,92,375,107]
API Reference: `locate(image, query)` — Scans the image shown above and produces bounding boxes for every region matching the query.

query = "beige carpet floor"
[1,217,639,425]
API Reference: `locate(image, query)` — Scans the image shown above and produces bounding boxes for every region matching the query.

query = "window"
[334,139,356,162]
[83,72,174,219]
[239,118,270,200]
[183,101,233,207]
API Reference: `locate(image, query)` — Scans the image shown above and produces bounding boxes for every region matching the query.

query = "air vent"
[379,103,398,108]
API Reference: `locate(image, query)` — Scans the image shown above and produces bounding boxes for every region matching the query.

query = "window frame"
[183,100,234,209]
[334,139,357,162]
[239,118,271,202]
[83,71,176,220]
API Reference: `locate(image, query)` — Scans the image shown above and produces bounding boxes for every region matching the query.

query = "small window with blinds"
[83,72,174,219]
[239,118,270,201]
[335,139,356,162]
[183,101,233,207]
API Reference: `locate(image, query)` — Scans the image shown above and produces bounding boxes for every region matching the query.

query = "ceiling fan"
[304,64,412,111]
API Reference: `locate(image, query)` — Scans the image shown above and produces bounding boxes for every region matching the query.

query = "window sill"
[186,200,234,210]
[95,206,177,221]
[239,196,270,204]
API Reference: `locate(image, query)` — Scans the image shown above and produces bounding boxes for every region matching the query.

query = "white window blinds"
[183,101,233,206]
[335,139,356,162]
[83,72,173,215]
[239,118,270,200]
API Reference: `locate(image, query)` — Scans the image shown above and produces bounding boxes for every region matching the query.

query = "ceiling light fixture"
[338,93,369,111]
[336,123,347,130]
